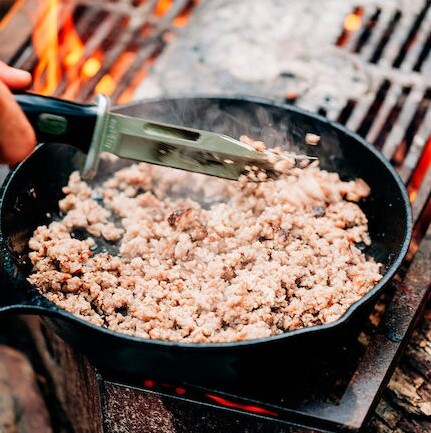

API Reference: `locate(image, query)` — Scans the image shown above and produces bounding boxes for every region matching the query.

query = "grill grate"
[0,0,199,103]
[330,2,431,251]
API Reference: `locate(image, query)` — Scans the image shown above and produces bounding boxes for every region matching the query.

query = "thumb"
[0,61,32,90]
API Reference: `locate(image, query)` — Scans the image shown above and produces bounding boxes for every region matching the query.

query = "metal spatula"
[15,93,311,180]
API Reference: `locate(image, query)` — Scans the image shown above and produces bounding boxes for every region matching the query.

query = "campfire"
[0,0,199,102]
[0,1,430,433]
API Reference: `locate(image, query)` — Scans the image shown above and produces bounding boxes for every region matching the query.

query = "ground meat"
[28,139,382,343]
[305,133,321,145]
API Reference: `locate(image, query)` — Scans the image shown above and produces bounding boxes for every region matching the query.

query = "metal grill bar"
[353,8,381,54]
[366,84,406,146]
[420,43,431,75]
[335,99,356,124]
[344,90,377,132]
[393,1,431,69]
[356,79,391,137]
[413,30,431,71]
[357,8,394,61]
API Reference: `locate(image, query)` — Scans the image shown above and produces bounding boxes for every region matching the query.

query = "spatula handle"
[14,92,99,153]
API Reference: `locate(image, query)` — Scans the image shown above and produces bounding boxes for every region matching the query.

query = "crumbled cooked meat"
[58,172,123,241]
[28,138,382,343]
[240,135,266,152]
[305,133,321,145]
[168,208,207,241]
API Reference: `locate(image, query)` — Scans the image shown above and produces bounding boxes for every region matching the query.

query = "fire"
[141,379,278,417]
[28,0,198,102]
[32,0,61,95]
[31,0,86,96]
[143,379,155,388]
[155,0,173,16]
[336,7,364,47]
[62,17,84,68]
[30,1,137,100]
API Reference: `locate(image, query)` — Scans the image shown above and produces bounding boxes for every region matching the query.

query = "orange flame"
[32,0,61,95]
[62,17,84,68]
[155,0,173,16]
[29,0,197,102]
[95,51,136,96]
[32,0,87,96]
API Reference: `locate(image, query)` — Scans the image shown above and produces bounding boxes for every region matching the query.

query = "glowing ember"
[95,74,116,95]
[141,379,278,417]
[205,394,279,417]
[173,0,199,27]
[155,0,173,16]
[143,379,155,388]
[408,136,431,202]
[64,50,81,67]
[82,57,101,79]
[0,0,26,30]
[31,0,85,96]
[336,7,364,47]
[173,15,189,28]
[343,12,362,32]
[96,51,136,96]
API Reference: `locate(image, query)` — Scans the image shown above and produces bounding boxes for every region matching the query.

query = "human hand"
[0,61,36,165]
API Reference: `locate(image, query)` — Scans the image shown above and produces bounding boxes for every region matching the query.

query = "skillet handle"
[13,92,100,154]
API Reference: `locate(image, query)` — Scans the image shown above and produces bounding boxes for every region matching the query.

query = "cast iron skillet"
[0,96,411,385]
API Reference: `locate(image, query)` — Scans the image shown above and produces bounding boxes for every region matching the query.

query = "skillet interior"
[0,97,411,382]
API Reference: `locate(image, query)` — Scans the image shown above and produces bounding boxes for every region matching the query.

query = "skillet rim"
[0,94,412,350]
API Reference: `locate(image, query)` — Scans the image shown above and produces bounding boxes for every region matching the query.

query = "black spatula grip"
[14,92,98,153]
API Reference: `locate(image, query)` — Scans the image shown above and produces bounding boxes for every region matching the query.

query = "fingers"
[0,80,36,165]
[0,61,32,90]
